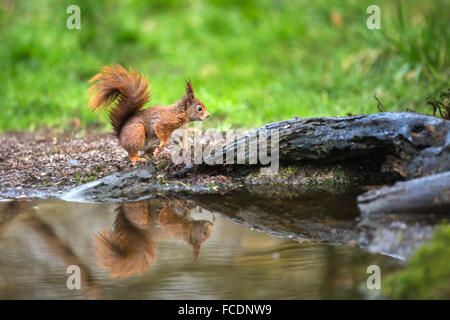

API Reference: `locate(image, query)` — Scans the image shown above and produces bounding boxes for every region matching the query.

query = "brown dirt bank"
[0,130,142,199]
[0,128,237,200]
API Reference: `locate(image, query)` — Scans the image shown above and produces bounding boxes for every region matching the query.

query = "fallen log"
[357,171,450,215]
[191,193,440,260]
[182,112,450,178]
[62,112,450,204]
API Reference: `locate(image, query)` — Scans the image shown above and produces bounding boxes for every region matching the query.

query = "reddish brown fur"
[88,64,150,137]
[88,64,209,163]
[93,200,214,278]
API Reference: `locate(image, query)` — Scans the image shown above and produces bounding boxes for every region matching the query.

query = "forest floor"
[0,128,238,200]
[0,130,149,199]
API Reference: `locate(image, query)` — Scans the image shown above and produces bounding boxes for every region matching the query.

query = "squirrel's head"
[184,80,209,121]
[189,220,214,262]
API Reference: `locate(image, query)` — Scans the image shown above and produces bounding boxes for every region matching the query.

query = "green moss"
[73,173,97,183]
[206,182,218,189]
[156,161,166,169]
[73,173,82,183]
[384,224,450,299]
[85,175,97,183]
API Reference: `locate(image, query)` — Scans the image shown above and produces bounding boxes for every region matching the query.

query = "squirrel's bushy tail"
[93,206,157,278]
[88,64,150,137]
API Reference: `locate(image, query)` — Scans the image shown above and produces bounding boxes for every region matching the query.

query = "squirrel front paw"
[129,156,148,164]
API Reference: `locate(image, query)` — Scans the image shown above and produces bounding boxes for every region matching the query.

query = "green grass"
[0,0,448,132]
[384,224,450,299]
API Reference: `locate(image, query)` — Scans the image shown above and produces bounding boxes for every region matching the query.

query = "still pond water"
[0,197,400,299]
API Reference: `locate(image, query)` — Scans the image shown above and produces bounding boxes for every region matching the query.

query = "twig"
[374,94,387,112]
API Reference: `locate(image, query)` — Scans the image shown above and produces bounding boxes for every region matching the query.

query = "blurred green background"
[384,225,450,299]
[0,0,448,131]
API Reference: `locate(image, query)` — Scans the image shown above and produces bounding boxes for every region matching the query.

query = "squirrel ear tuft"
[185,79,194,100]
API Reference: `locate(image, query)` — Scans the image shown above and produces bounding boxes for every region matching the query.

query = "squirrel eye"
[197,105,203,111]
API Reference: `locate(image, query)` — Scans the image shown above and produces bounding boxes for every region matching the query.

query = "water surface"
[0,197,400,299]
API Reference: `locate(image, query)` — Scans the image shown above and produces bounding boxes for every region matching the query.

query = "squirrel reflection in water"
[94,199,214,278]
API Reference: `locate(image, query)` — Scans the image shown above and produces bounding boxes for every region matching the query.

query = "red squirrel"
[94,199,214,278]
[88,64,209,163]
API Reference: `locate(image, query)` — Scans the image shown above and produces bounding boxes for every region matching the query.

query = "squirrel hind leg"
[143,140,158,156]
[120,123,147,164]
[129,155,147,164]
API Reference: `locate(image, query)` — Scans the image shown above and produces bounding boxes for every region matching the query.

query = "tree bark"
[357,171,450,215]
[179,112,450,179]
